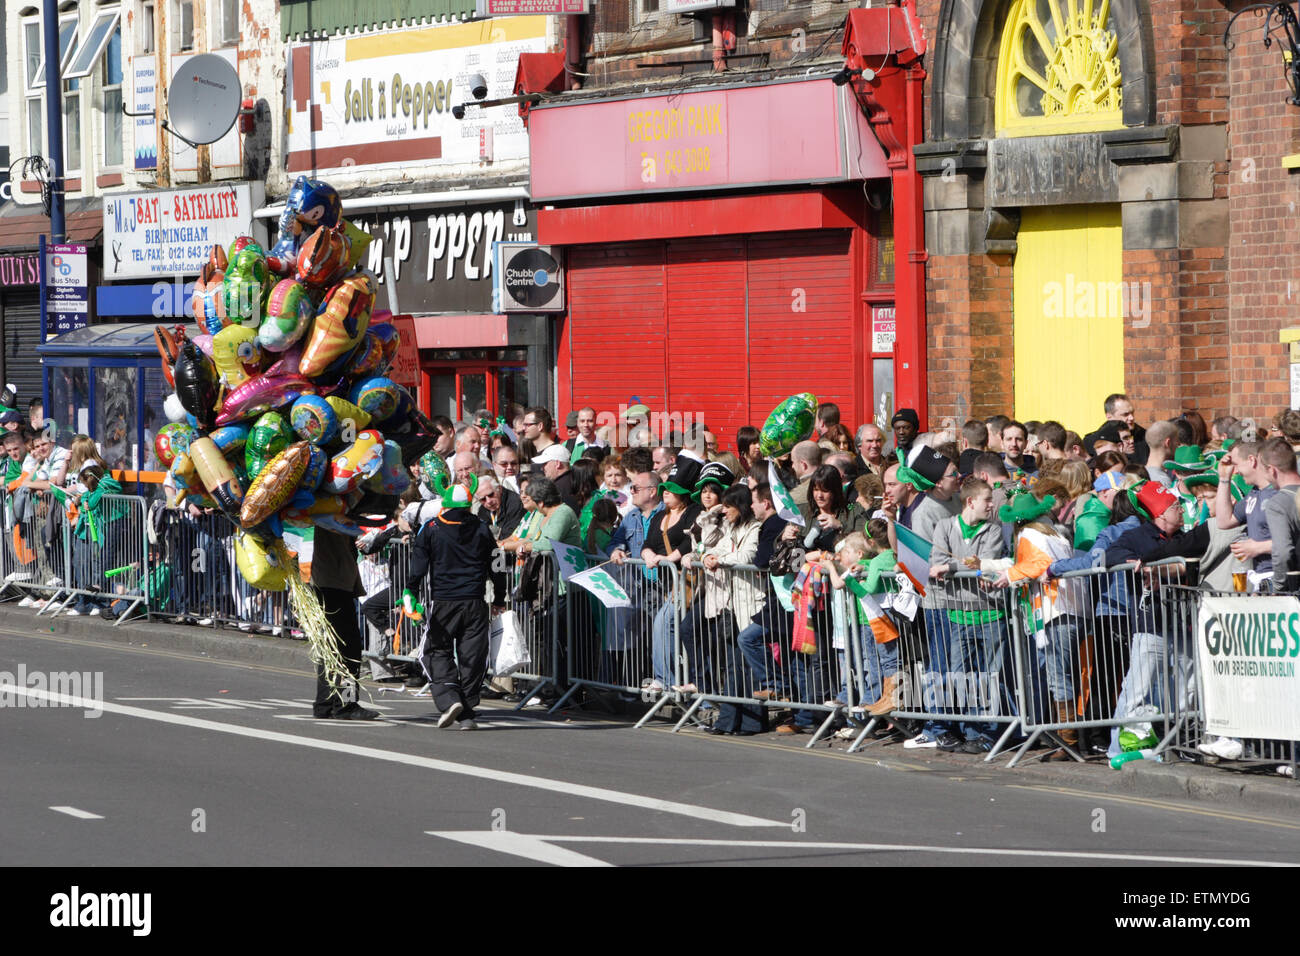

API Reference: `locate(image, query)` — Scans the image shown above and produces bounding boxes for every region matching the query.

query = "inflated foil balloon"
[258,279,314,352]
[216,374,312,427]
[348,376,399,422]
[324,429,384,494]
[362,441,410,496]
[346,329,385,380]
[235,531,288,591]
[245,411,295,480]
[191,333,214,357]
[228,236,261,261]
[369,323,401,376]
[295,224,350,288]
[300,274,375,378]
[155,325,186,388]
[173,341,221,430]
[376,384,416,431]
[340,219,374,270]
[418,449,450,489]
[212,325,263,389]
[299,445,328,492]
[210,423,251,454]
[155,422,196,469]
[189,436,244,518]
[272,176,342,264]
[241,441,311,529]
[192,257,228,335]
[289,394,339,446]
[758,392,819,458]
[222,242,269,329]
[324,396,371,432]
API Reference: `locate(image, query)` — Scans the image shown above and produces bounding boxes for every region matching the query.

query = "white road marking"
[1,683,785,829]
[426,832,1299,868]
[432,831,613,867]
[50,806,103,820]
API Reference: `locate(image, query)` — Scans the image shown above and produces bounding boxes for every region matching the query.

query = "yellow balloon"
[235,532,288,591]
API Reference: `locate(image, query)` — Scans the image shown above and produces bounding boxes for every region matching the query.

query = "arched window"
[995,0,1123,137]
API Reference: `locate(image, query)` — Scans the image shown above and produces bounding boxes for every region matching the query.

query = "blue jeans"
[921,608,958,738]
[737,618,781,692]
[70,536,108,613]
[651,598,678,687]
[856,623,900,706]
[1107,630,1195,757]
[947,617,1011,741]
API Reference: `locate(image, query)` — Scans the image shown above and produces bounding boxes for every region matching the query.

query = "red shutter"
[745,232,856,437]
[564,242,666,423]
[665,238,747,447]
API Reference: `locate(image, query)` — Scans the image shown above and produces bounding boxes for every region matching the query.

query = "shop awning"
[280,0,476,39]
[412,313,509,349]
[0,202,102,252]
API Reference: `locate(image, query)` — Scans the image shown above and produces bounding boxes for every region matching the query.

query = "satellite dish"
[166,54,241,146]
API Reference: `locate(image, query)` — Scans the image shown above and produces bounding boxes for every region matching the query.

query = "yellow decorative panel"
[1013,205,1124,435]
[996,0,1123,137]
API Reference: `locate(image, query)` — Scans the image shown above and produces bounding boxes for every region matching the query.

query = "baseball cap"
[0,411,22,426]
[564,410,579,429]
[532,444,570,466]
[1093,471,1125,493]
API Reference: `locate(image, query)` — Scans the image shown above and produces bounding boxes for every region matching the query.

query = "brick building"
[915,0,1293,436]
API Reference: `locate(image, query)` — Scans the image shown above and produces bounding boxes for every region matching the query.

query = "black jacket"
[481,487,525,541]
[406,506,507,604]
[1106,520,1207,634]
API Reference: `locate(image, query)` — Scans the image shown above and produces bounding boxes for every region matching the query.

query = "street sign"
[476,0,588,14]
[495,242,564,313]
[43,242,90,341]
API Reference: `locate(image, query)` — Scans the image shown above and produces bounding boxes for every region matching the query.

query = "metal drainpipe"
[711,13,727,72]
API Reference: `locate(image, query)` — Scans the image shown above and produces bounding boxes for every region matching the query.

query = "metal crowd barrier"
[158,506,296,632]
[1164,583,1298,780]
[1,488,72,609]
[1003,558,1193,767]
[548,556,672,715]
[845,570,1023,759]
[359,531,421,670]
[659,562,846,746]
[504,551,563,709]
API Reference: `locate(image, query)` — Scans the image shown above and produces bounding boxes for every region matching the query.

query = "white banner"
[1197,595,1300,740]
[569,566,632,608]
[102,183,262,279]
[285,18,547,176]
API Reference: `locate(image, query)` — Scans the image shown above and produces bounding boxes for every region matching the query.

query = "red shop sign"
[0,253,40,287]
[528,78,888,202]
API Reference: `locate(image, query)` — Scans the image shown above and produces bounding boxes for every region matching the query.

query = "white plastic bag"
[489,610,530,677]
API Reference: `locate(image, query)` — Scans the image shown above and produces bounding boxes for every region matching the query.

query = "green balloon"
[758,392,818,458]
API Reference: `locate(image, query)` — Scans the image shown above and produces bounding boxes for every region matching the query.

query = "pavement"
[3,600,1299,868]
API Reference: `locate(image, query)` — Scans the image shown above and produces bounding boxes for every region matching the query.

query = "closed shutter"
[1,290,45,411]
[746,232,855,435]
[566,242,666,418]
[665,237,747,444]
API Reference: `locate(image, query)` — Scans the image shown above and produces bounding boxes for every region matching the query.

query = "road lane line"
[431,831,613,867]
[0,682,786,829]
[427,832,1298,867]
[50,806,103,819]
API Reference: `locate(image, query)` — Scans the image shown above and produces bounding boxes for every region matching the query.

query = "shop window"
[875,207,894,287]
[24,11,79,157]
[65,7,120,78]
[634,0,659,24]
[995,0,1123,137]
[64,79,82,173]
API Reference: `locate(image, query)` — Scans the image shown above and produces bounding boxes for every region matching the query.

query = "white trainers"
[904,732,939,750]
[46,576,62,587]
[437,701,464,729]
[89,608,102,617]
[5,571,31,582]
[1197,736,1244,760]
[1277,764,1296,778]
[17,596,33,608]
[64,608,81,617]
[198,617,214,626]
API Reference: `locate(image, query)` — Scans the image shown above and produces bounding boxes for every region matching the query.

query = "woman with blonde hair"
[65,435,108,482]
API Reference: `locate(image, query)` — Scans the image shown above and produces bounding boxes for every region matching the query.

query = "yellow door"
[1013,205,1123,435]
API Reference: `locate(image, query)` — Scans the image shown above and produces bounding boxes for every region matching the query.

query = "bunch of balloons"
[152,176,438,593]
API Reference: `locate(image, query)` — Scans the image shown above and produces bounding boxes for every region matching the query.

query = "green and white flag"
[551,541,590,582]
[768,460,805,527]
[570,566,632,608]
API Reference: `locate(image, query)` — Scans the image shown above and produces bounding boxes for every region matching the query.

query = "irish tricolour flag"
[893,522,932,597]
[846,580,899,644]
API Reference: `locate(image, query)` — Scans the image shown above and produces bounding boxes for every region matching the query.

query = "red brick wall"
[927,252,1014,422]
[1225,0,1300,422]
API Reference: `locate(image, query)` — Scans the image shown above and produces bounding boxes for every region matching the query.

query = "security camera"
[468,74,488,100]
[451,104,466,120]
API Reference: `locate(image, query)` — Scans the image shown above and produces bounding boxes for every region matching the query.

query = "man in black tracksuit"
[407,487,507,729]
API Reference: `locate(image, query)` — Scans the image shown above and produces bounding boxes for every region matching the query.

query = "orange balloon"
[299,274,375,378]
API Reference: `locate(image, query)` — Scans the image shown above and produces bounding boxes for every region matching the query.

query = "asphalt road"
[3,623,1299,869]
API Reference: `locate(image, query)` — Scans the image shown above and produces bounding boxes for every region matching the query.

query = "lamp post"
[42,0,66,242]
[1224,3,1300,106]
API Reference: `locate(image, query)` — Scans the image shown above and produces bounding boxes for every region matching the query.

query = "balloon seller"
[154,176,440,718]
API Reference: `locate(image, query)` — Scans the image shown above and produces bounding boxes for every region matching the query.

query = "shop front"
[522,6,928,443]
